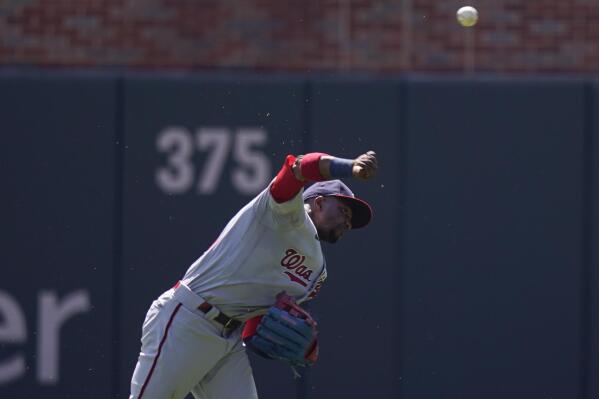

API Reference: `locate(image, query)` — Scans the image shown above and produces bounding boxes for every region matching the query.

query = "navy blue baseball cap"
[302,180,373,229]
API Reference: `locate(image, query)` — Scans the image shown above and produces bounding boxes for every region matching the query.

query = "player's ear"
[313,196,325,211]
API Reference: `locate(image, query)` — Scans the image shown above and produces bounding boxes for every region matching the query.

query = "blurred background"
[0,1,597,398]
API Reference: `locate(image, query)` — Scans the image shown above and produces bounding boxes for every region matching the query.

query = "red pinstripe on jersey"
[137,303,182,399]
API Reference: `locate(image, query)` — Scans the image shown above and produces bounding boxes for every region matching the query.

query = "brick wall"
[0,0,597,73]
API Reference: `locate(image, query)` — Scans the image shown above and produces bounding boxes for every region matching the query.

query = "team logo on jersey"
[280,248,313,287]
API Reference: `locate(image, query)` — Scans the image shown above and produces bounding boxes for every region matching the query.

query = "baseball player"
[129,150,378,399]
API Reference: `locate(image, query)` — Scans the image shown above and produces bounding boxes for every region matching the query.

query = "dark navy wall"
[397,78,585,399]
[0,73,596,399]
[589,80,599,399]
[306,80,402,399]
[0,75,117,398]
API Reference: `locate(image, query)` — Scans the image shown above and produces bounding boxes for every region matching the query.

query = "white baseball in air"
[456,6,478,27]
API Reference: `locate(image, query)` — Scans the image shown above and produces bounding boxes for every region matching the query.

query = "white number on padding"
[232,128,270,195]
[156,127,271,196]
[155,127,194,194]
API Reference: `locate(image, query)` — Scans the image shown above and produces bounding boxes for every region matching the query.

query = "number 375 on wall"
[155,127,272,196]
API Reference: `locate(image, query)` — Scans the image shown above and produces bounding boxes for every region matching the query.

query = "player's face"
[313,196,353,244]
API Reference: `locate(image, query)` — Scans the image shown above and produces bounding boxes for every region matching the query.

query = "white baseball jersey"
[181,184,327,320]
[130,157,333,399]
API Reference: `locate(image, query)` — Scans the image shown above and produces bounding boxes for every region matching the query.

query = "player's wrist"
[328,157,354,178]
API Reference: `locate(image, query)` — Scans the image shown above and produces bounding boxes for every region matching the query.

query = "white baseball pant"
[129,285,258,399]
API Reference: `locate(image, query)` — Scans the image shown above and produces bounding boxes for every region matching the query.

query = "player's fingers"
[261,315,313,345]
[267,308,314,338]
[359,158,377,170]
[260,317,307,344]
[257,324,305,350]
[365,157,378,169]
[250,336,300,361]
[355,164,376,178]
[249,335,280,356]
[364,151,376,163]
[369,154,378,166]
[356,154,378,168]
[359,151,377,161]
[367,162,378,174]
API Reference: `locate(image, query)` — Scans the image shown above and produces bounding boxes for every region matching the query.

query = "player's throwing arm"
[128,150,378,399]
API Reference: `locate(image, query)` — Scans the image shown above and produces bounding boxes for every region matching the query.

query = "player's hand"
[352,150,377,180]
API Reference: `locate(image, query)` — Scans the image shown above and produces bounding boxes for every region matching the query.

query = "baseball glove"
[243,292,318,367]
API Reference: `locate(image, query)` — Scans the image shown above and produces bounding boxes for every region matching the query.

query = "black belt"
[172,281,241,332]
[198,302,242,331]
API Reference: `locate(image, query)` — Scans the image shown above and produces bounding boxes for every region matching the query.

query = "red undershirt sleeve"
[269,155,304,203]
[269,153,330,203]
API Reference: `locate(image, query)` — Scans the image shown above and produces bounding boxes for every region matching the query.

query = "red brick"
[0,0,598,72]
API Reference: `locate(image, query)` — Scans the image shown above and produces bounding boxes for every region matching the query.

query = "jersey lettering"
[280,249,313,286]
